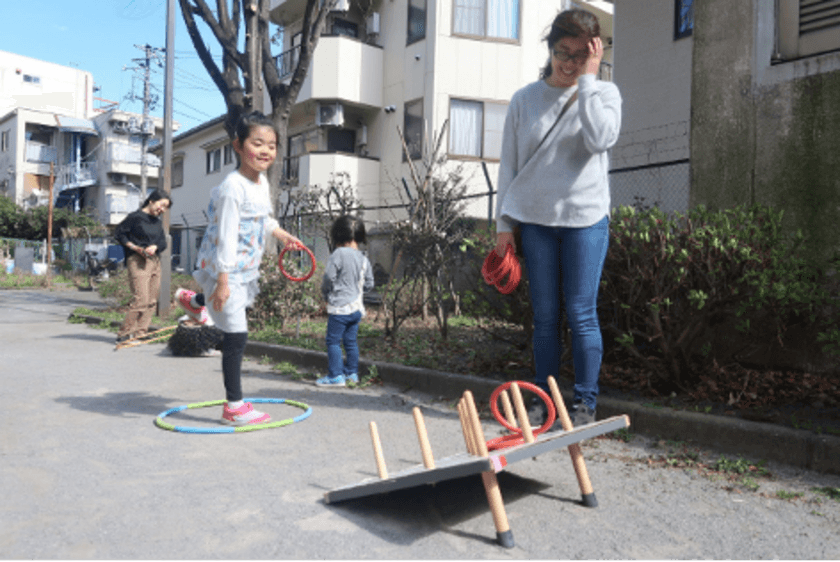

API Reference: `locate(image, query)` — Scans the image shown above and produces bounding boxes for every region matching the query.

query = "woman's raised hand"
[585,36,604,76]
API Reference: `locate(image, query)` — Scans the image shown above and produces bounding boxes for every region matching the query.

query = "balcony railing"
[275,45,301,80]
[108,143,161,167]
[58,161,98,190]
[282,156,300,184]
[26,142,57,164]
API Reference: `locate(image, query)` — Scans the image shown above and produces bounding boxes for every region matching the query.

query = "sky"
[0,0,231,133]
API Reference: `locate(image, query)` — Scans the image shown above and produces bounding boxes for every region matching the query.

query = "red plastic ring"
[278,244,317,282]
[481,246,521,294]
[486,381,556,451]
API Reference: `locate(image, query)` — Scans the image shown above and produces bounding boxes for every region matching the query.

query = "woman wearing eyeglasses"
[495,9,621,427]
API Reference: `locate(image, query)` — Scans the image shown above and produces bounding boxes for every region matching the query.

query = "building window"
[404,99,424,161]
[223,143,234,166]
[1,130,8,152]
[448,99,507,160]
[23,74,41,84]
[206,147,221,174]
[453,0,519,41]
[172,159,184,188]
[777,0,840,60]
[333,18,359,38]
[674,0,694,39]
[408,0,426,44]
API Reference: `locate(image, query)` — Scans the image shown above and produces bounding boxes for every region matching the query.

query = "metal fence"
[609,159,691,214]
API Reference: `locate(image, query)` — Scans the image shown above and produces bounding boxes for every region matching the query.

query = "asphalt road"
[2,288,840,559]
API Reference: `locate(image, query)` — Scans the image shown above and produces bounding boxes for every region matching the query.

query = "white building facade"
[0,51,170,225]
[270,0,614,226]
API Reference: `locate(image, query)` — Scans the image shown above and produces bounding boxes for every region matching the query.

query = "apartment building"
[163,0,615,271]
[271,0,613,225]
[0,51,169,226]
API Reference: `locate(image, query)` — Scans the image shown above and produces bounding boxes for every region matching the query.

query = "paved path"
[2,289,840,559]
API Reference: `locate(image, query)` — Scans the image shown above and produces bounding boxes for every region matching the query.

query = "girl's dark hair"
[234,110,279,144]
[141,190,172,209]
[540,9,601,80]
[330,215,367,247]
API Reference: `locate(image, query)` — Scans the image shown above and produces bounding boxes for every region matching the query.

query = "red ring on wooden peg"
[486,381,556,451]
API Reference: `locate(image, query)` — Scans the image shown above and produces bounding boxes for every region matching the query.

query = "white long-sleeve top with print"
[195,170,279,285]
[496,74,622,233]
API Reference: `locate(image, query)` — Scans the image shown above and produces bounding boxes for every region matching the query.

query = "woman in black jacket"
[114,190,172,343]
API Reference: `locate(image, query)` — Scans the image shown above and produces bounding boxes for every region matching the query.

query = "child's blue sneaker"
[316,374,346,387]
[345,373,359,384]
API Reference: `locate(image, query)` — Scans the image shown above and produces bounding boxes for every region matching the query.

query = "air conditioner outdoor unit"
[110,172,128,185]
[316,102,344,127]
[128,117,141,135]
[334,0,350,11]
[142,120,155,136]
[366,12,380,35]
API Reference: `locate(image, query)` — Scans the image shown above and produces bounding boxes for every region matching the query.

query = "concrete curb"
[246,340,840,476]
[69,314,840,475]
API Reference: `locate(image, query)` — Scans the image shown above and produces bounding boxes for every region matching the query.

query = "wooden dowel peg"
[463,390,514,548]
[547,376,597,507]
[500,390,517,428]
[412,407,435,469]
[509,382,535,443]
[458,398,477,455]
[369,421,388,480]
[547,376,573,432]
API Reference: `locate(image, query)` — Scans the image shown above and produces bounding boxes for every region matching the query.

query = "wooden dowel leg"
[500,390,517,428]
[412,407,435,469]
[115,324,178,350]
[369,421,388,480]
[547,376,597,507]
[509,382,535,443]
[463,391,515,549]
[458,399,477,455]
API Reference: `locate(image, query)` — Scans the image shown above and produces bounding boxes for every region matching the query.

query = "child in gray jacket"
[318,215,375,386]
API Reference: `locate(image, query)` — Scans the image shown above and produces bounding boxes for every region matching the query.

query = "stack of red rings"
[481,245,521,294]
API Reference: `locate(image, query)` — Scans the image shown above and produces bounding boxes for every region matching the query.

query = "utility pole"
[158,0,176,316]
[126,44,162,200]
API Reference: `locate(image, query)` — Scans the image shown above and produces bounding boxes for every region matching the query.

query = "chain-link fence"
[609,159,691,214]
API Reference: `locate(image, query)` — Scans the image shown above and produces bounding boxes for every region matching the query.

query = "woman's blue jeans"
[520,216,609,410]
[326,311,363,378]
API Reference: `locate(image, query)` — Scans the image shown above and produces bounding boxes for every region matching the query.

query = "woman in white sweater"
[495,9,622,427]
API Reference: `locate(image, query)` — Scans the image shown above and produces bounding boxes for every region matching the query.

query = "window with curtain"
[206,147,221,174]
[172,158,184,188]
[449,99,507,159]
[453,0,519,40]
[404,99,424,161]
[408,0,426,44]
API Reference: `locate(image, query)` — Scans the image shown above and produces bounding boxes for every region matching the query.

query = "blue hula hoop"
[154,397,312,434]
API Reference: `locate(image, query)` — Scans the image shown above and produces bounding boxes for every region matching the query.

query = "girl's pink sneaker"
[221,402,271,426]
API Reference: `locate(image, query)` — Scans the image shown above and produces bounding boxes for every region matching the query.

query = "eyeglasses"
[552,48,588,64]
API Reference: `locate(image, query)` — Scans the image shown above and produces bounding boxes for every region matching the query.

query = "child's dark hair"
[141,190,172,209]
[330,215,367,247]
[540,9,601,80]
[234,110,279,144]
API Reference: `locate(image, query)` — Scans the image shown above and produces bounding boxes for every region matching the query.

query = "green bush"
[600,203,837,392]
[248,252,322,331]
[0,195,102,240]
